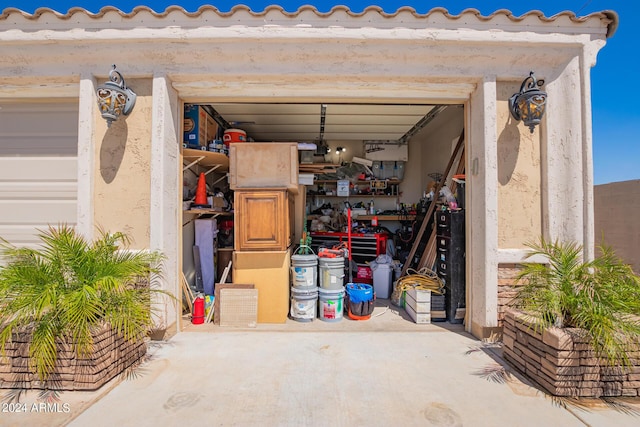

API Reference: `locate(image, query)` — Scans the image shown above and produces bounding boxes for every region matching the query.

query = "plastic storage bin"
[372,263,393,299]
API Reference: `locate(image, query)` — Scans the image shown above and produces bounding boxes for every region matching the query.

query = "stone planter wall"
[0,324,146,391]
[497,264,523,325]
[503,309,640,398]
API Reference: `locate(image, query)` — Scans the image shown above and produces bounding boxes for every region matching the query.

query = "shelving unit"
[182,148,232,224]
[308,179,402,198]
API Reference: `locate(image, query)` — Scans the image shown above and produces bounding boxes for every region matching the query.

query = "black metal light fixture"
[96,65,137,127]
[509,71,547,133]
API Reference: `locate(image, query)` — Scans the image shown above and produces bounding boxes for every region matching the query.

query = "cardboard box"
[405,289,431,324]
[232,250,291,323]
[406,303,431,324]
[183,105,218,149]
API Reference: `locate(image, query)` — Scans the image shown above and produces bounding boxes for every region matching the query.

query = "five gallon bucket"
[319,257,345,290]
[318,287,345,322]
[290,287,319,322]
[291,250,318,289]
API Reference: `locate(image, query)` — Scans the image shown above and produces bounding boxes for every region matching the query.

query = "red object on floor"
[192,296,205,324]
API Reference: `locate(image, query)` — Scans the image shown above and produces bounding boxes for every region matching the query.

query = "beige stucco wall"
[594,180,640,273]
[496,82,542,249]
[93,78,152,249]
[417,106,465,191]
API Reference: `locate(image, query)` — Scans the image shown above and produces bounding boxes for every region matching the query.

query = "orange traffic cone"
[191,172,211,208]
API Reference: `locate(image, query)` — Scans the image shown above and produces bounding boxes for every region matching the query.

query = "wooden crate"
[229,143,298,192]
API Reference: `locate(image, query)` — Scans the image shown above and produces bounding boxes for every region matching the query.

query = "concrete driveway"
[3,303,640,426]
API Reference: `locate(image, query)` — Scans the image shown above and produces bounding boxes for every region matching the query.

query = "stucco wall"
[594,180,640,273]
[496,82,542,249]
[417,106,465,194]
[94,78,152,249]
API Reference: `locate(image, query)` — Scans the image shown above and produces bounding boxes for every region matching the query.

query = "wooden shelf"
[183,209,233,216]
[307,194,398,198]
[314,179,401,184]
[356,215,416,221]
[182,148,229,173]
[182,209,233,226]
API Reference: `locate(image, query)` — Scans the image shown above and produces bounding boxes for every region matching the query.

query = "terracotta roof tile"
[0,5,618,37]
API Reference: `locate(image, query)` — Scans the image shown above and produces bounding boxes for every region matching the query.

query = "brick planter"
[503,309,640,398]
[0,323,146,391]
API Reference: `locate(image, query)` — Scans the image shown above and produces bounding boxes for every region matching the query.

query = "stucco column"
[542,58,585,245]
[150,75,181,334]
[468,76,499,339]
[580,42,603,262]
[76,76,97,240]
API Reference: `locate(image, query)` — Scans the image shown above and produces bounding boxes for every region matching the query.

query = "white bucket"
[318,287,345,322]
[319,257,345,290]
[291,251,318,289]
[290,287,318,322]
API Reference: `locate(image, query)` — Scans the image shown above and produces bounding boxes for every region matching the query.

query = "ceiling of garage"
[203,103,444,143]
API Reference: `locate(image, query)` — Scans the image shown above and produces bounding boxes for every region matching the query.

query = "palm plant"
[0,224,166,382]
[512,237,640,366]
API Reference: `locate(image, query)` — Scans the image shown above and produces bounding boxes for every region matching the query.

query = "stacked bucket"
[289,247,319,322]
[317,256,346,322]
[289,246,348,322]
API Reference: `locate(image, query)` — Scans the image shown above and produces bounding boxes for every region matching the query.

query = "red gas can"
[192,296,205,324]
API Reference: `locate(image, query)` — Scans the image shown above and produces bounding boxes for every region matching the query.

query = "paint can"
[289,286,318,322]
[318,257,345,290]
[318,287,345,322]
[291,247,318,289]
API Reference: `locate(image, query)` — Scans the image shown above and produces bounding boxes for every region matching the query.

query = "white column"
[542,59,585,245]
[468,76,499,338]
[76,76,97,241]
[580,43,601,262]
[150,74,181,333]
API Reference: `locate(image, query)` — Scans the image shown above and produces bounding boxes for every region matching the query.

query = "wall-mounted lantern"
[96,65,137,127]
[509,71,547,133]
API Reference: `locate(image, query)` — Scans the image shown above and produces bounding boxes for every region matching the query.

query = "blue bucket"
[345,283,374,303]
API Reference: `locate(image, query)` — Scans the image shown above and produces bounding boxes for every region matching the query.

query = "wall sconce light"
[509,71,547,133]
[96,65,137,127]
[335,146,346,154]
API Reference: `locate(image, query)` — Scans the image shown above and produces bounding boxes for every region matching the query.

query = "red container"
[356,265,373,285]
[192,296,205,324]
[223,128,247,146]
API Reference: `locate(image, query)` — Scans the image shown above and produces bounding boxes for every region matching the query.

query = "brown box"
[213,283,255,325]
[183,105,218,149]
[232,250,290,323]
[229,143,298,193]
[212,196,225,208]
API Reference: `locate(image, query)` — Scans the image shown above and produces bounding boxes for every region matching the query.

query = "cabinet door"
[235,190,291,251]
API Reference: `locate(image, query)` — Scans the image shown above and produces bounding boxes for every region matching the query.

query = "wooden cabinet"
[234,189,294,251]
[229,142,298,193]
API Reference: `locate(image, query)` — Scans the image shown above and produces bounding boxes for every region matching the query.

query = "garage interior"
[180,101,466,327]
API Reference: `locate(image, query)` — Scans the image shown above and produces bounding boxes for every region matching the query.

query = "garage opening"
[179,101,466,328]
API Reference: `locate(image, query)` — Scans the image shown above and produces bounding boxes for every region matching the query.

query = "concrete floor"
[3,301,640,426]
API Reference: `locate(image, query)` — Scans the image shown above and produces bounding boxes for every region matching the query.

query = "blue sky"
[2,1,636,185]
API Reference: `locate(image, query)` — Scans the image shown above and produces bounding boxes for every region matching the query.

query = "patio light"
[509,71,547,133]
[96,65,137,127]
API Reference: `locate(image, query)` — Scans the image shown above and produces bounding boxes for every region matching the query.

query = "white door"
[0,101,78,248]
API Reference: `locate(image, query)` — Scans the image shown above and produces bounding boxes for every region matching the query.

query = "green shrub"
[0,224,166,381]
[512,237,640,366]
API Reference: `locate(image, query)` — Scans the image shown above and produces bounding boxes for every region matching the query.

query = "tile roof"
[0,5,618,37]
